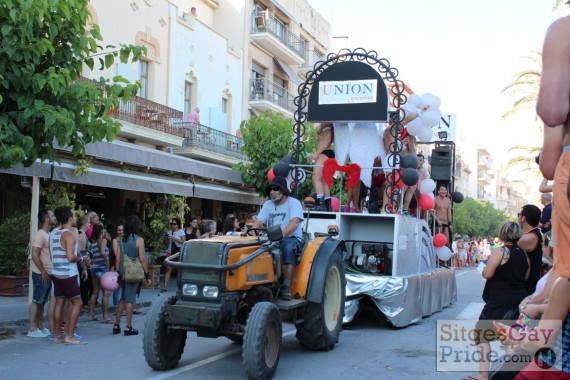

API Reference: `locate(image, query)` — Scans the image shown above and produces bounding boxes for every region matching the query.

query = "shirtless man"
[309,123,334,211]
[433,185,452,247]
[382,109,425,212]
[536,15,570,280]
[402,153,430,215]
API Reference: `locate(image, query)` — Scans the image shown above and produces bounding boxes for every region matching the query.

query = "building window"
[139,60,149,99]
[184,81,192,117]
[221,98,227,113]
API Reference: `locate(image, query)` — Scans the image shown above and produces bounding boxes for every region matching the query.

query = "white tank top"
[50,228,79,278]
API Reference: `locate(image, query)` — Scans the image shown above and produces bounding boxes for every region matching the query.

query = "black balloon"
[401,154,419,169]
[401,167,419,186]
[452,191,464,203]
[281,154,295,165]
[273,162,290,177]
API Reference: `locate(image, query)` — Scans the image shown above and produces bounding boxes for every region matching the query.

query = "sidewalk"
[0,277,177,328]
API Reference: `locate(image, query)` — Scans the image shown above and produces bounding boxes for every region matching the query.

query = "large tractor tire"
[143,295,187,370]
[296,248,345,351]
[242,302,282,380]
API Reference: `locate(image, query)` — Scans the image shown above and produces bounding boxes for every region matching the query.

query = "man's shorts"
[280,237,302,265]
[32,272,51,304]
[553,149,570,277]
[51,275,81,300]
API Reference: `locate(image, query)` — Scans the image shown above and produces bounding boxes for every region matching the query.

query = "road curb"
[0,300,153,328]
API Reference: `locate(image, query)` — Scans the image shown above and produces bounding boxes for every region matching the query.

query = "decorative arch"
[292,48,407,212]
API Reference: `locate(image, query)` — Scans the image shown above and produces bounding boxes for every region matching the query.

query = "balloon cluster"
[402,93,442,142]
[266,154,306,193]
[417,178,436,210]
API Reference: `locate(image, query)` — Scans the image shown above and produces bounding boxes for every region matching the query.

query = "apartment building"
[0,0,331,224]
[246,0,330,118]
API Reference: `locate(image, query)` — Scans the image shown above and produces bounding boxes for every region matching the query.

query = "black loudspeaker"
[430,147,453,181]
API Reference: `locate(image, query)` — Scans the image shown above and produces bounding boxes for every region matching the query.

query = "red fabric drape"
[322,158,361,189]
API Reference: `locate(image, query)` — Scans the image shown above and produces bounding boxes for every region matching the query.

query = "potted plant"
[140,194,190,288]
[0,212,31,296]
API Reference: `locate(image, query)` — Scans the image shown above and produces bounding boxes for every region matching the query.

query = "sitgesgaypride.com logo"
[436,319,561,372]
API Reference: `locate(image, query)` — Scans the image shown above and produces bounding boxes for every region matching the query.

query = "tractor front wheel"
[242,302,282,380]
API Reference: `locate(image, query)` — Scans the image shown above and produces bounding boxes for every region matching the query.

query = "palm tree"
[501,51,541,120]
[553,0,568,10]
[501,1,564,178]
[501,51,542,177]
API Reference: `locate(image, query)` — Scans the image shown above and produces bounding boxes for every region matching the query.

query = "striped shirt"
[50,228,79,279]
[90,241,108,270]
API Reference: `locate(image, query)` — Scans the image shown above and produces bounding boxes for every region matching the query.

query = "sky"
[308,0,568,174]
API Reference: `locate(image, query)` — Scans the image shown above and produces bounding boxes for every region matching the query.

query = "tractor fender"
[305,238,345,304]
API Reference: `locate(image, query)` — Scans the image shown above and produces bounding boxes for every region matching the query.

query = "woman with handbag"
[463,221,530,380]
[113,215,150,336]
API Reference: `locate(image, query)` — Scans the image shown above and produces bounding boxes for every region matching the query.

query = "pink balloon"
[418,194,434,210]
[330,197,340,212]
[433,233,447,248]
[101,271,120,292]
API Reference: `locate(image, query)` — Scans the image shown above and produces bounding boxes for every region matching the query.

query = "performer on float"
[308,123,334,211]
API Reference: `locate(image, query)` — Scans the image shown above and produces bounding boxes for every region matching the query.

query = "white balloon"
[417,126,434,142]
[407,93,423,108]
[421,93,441,109]
[428,192,435,199]
[421,93,435,106]
[419,178,436,194]
[436,246,452,261]
[402,102,420,115]
[420,109,442,128]
[406,117,424,136]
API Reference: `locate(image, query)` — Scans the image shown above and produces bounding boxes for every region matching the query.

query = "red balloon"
[267,168,275,181]
[433,233,447,248]
[418,194,434,210]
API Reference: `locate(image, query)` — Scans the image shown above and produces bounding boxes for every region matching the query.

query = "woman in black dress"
[466,221,530,380]
[184,217,200,241]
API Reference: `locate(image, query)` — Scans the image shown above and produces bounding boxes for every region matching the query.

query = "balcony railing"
[249,78,295,112]
[302,49,325,70]
[77,77,244,158]
[175,122,246,160]
[110,95,186,136]
[251,11,304,58]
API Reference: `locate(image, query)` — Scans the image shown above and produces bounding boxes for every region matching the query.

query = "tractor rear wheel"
[242,302,282,380]
[296,248,345,351]
[143,295,187,370]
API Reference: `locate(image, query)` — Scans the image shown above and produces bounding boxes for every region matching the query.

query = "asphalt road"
[0,267,487,379]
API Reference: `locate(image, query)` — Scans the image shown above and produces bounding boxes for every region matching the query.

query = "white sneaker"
[40,328,50,335]
[27,329,48,338]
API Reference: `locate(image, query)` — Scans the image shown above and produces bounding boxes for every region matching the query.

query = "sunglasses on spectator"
[269,186,281,192]
[171,222,178,225]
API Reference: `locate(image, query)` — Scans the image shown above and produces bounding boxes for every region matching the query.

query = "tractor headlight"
[202,285,219,298]
[182,283,198,296]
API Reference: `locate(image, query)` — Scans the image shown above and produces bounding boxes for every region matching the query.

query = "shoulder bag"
[120,241,144,283]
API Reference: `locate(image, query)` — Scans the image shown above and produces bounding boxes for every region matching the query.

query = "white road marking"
[455,302,484,320]
[145,329,297,380]
[455,268,477,277]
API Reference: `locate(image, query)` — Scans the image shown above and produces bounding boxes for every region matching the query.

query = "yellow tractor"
[143,218,346,379]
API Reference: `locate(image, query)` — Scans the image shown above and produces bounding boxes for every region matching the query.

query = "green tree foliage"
[0,212,30,275]
[40,180,77,209]
[234,110,316,198]
[453,197,511,238]
[0,0,145,168]
[141,194,190,259]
